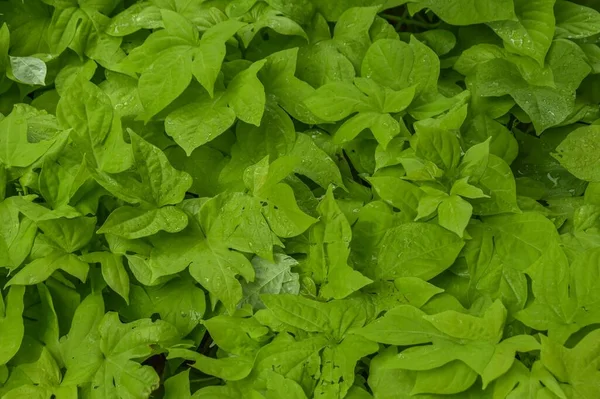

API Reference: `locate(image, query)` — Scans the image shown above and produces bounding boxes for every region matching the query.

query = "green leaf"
[57,78,130,172]
[261,182,318,238]
[362,37,439,99]
[138,47,193,120]
[259,48,321,124]
[189,240,254,313]
[297,39,355,88]
[160,9,197,44]
[438,195,473,237]
[237,3,307,47]
[471,154,519,216]
[226,59,267,126]
[553,125,600,182]
[411,361,478,395]
[133,277,206,336]
[164,370,191,399]
[303,188,372,299]
[192,20,246,97]
[9,56,47,85]
[169,348,254,381]
[541,330,600,398]
[305,81,370,122]
[290,133,345,189]
[87,313,179,398]
[555,0,600,39]
[481,335,540,388]
[98,206,188,239]
[335,112,400,149]
[0,286,25,366]
[355,305,445,345]
[414,122,462,171]
[201,192,279,260]
[107,3,162,37]
[488,0,556,65]
[129,131,192,207]
[59,292,104,385]
[313,335,378,398]
[261,294,330,333]
[240,254,300,309]
[333,6,380,71]
[81,252,130,303]
[463,115,518,165]
[165,93,236,155]
[369,176,423,220]
[451,177,489,199]
[0,112,57,168]
[7,252,89,286]
[409,0,517,25]
[375,222,465,281]
[0,200,37,270]
[484,212,560,271]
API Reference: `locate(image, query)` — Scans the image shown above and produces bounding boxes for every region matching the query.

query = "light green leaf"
[414,123,462,171]
[411,361,478,395]
[488,0,556,65]
[107,3,162,37]
[129,131,192,207]
[201,192,278,260]
[261,183,317,238]
[333,6,380,71]
[355,305,445,345]
[81,252,130,303]
[260,294,328,333]
[485,212,560,271]
[451,177,489,199]
[394,277,444,308]
[57,78,130,172]
[290,133,345,190]
[240,254,300,309]
[237,3,307,47]
[438,195,473,237]
[192,20,246,96]
[481,335,540,388]
[7,252,89,286]
[59,293,104,386]
[471,154,519,216]
[369,176,423,220]
[226,59,267,126]
[362,37,439,98]
[164,370,191,399]
[90,313,180,398]
[409,0,517,25]
[555,0,600,39]
[139,47,193,120]
[160,9,197,44]
[165,93,236,155]
[463,115,518,165]
[0,286,25,366]
[9,56,47,85]
[553,125,600,182]
[375,222,465,281]
[335,112,400,149]
[189,240,254,314]
[169,348,253,381]
[98,206,188,239]
[259,48,321,124]
[305,81,370,122]
[0,112,57,168]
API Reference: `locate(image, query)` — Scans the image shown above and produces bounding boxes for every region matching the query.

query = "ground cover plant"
[0,0,600,397]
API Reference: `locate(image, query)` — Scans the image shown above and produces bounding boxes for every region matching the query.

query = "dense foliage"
[1,0,600,398]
